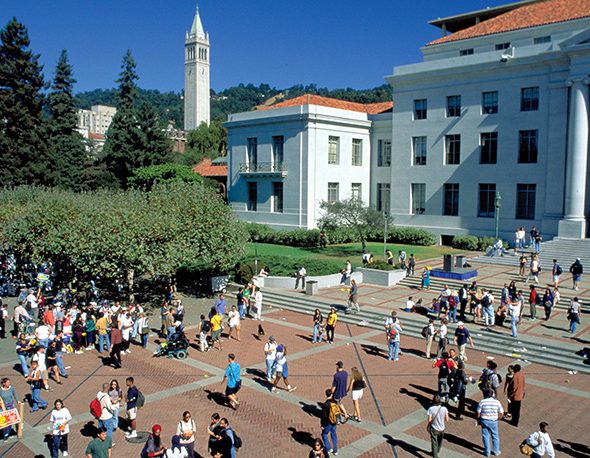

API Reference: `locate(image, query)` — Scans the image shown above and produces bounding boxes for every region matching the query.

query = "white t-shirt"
[36,325,50,340]
[509,302,522,318]
[405,300,415,311]
[176,419,196,445]
[274,352,287,372]
[51,407,72,435]
[166,448,188,458]
[255,291,263,307]
[121,317,133,340]
[427,405,448,432]
[33,352,47,371]
[439,324,447,339]
[228,311,240,328]
[26,294,38,309]
[264,342,277,360]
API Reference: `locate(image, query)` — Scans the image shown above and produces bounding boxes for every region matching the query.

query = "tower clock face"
[187,69,192,76]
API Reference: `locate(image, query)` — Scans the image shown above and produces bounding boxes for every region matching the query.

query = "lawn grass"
[243,241,466,276]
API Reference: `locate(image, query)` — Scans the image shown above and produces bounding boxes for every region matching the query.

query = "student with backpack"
[218,418,242,458]
[432,352,457,403]
[386,315,402,362]
[321,389,340,456]
[91,383,115,444]
[125,376,143,439]
[479,361,502,398]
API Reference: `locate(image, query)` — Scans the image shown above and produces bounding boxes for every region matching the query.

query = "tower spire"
[190,2,206,39]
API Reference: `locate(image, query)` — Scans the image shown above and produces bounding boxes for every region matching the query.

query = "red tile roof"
[429,0,590,45]
[88,133,105,140]
[260,94,393,115]
[192,157,228,177]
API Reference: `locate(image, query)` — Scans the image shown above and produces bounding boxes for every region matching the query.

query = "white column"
[560,79,589,238]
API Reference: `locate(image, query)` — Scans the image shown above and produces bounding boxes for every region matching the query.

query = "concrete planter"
[255,271,363,289]
[356,267,406,287]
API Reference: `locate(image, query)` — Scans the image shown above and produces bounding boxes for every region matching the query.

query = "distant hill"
[75,83,392,128]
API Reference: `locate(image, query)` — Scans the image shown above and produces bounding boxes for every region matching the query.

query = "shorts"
[225,381,241,396]
[211,329,221,341]
[574,274,582,282]
[41,370,48,381]
[127,407,137,420]
[352,389,364,401]
[553,275,560,282]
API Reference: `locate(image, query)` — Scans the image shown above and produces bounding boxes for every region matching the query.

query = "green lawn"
[242,241,466,276]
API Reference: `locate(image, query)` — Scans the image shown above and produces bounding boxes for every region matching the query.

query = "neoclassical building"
[226,0,590,240]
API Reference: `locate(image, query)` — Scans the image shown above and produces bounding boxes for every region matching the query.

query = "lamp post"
[494,192,502,239]
[253,235,259,275]
[383,211,388,259]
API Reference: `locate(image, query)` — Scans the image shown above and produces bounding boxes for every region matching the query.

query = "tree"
[101,50,142,188]
[184,120,226,164]
[128,163,202,190]
[46,49,87,190]
[0,18,48,187]
[319,198,387,252]
[135,101,172,166]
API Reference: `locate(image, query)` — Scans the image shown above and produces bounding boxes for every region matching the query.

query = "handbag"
[519,442,534,456]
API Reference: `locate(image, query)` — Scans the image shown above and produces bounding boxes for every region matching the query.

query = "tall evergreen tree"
[102,50,142,188]
[0,17,48,187]
[136,102,172,167]
[46,49,87,190]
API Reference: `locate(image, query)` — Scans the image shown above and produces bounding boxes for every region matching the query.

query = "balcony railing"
[239,162,287,176]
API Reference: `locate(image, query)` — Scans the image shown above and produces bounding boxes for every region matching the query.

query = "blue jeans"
[98,333,110,353]
[534,242,540,253]
[141,333,148,348]
[321,423,338,452]
[38,338,49,349]
[449,308,457,322]
[112,408,119,429]
[480,418,500,456]
[238,303,246,319]
[265,358,274,379]
[511,316,519,337]
[98,417,115,439]
[484,307,494,326]
[132,320,139,339]
[167,326,175,340]
[31,386,48,411]
[569,316,579,333]
[312,324,322,343]
[388,340,399,361]
[51,434,68,458]
[17,354,29,377]
[56,353,67,376]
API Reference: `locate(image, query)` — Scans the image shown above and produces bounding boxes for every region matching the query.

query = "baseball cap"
[336,361,344,368]
[457,321,464,326]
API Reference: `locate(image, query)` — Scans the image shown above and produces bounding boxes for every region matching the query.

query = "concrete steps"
[259,288,590,374]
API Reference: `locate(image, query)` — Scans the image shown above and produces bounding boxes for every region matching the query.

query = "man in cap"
[453,321,474,362]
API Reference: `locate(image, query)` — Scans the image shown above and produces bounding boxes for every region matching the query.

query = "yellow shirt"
[327,312,337,326]
[210,314,222,332]
[96,317,108,336]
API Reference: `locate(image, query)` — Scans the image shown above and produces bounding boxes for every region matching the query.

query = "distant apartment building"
[77,104,117,136]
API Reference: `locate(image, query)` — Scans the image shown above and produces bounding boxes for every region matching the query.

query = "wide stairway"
[258,287,590,374]
[472,237,590,268]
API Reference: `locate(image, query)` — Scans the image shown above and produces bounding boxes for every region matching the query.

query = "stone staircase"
[255,288,590,374]
[472,237,590,268]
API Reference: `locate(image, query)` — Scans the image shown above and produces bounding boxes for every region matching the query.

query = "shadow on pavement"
[299,400,322,418]
[287,426,316,447]
[383,433,429,458]
[556,439,590,457]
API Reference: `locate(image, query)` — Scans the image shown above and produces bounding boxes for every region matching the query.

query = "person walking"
[347,366,366,422]
[331,361,350,422]
[50,399,71,458]
[264,336,277,381]
[424,319,436,359]
[326,308,337,344]
[295,266,307,290]
[124,377,139,439]
[346,279,360,314]
[96,383,115,444]
[321,389,339,456]
[477,389,504,457]
[85,427,112,458]
[0,378,18,441]
[479,361,502,398]
[386,316,402,361]
[312,309,324,343]
[570,258,583,291]
[227,305,241,342]
[524,422,555,458]
[542,287,554,321]
[525,255,540,284]
[453,321,474,362]
[458,284,468,320]
[407,254,416,276]
[509,293,523,338]
[506,364,525,426]
[221,353,241,409]
[197,314,210,352]
[176,411,196,458]
[432,352,456,403]
[427,395,449,458]
[270,345,296,393]
[568,297,582,333]
[437,318,448,357]
[15,334,31,377]
[210,309,223,351]
[528,285,538,320]
[25,360,47,412]
[253,287,263,321]
[519,253,527,277]
[551,260,563,288]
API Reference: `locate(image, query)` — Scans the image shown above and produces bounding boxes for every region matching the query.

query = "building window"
[482,91,498,114]
[272,136,284,169]
[480,132,498,164]
[411,183,426,215]
[412,136,427,165]
[534,36,550,44]
[414,99,427,120]
[327,183,339,203]
[478,184,496,218]
[377,140,391,167]
[328,136,340,164]
[247,182,257,211]
[516,184,536,219]
[272,182,283,213]
[445,134,461,165]
[351,183,362,201]
[495,42,510,50]
[377,183,390,213]
[443,183,459,216]
[352,139,363,166]
[521,87,539,111]
[518,130,538,163]
[459,48,474,56]
[247,138,257,170]
[446,95,461,117]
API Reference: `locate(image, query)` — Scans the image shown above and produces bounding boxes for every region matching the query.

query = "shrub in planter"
[364,260,397,271]
[452,235,479,250]
[390,227,437,246]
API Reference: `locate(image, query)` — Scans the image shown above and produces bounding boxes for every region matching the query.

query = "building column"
[559,78,590,238]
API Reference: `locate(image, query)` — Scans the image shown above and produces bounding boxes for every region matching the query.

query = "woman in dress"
[50,399,71,458]
[421,267,431,290]
[347,366,367,422]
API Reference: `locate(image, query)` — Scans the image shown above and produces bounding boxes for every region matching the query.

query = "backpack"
[89,397,103,419]
[229,428,242,449]
[387,327,397,339]
[136,389,145,409]
[556,265,563,275]
[479,370,501,392]
[421,325,429,338]
[327,401,342,425]
[201,320,211,333]
[481,294,490,308]
[438,359,450,379]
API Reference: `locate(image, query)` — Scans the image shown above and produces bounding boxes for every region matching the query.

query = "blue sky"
[1,0,511,93]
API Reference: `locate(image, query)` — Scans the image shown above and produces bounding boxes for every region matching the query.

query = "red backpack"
[89,397,103,419]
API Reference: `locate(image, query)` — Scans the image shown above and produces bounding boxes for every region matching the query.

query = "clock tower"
[184,4,210,130]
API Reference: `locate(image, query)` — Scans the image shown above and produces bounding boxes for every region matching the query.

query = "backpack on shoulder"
[421,325,429,338]
[89,398,102,419]
[328,401,342,425]
[136,389,145,409]
[229,428,242,449]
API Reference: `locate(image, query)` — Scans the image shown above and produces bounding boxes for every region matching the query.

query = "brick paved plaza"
[1,258,589,457]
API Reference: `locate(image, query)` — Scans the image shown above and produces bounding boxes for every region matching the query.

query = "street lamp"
[494,192,502,239]
[383,211,388,259]
[253,235,259,275]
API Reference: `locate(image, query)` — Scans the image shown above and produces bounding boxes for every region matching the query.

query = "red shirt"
[529,290,537,303]
[43,310,55,327]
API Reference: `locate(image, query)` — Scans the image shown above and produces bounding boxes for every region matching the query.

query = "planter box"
[357,267,407,287]
[254,271,363,289]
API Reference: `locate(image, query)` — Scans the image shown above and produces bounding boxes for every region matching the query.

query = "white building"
[226,0,590,240]
[225,95,392,229]
[77,104,116,136]
[184,5,210,130]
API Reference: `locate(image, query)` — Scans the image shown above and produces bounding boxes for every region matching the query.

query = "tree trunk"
[361,236,367,253]
[127,269,135,303]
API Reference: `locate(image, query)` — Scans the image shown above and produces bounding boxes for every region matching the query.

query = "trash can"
[455,255,466,269]
[306,280,318,296]
[443,254,454,272]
